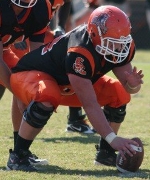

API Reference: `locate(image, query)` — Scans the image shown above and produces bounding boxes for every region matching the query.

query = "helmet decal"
[91,14,109,35]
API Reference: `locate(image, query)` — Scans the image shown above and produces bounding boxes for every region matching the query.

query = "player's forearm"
[83,102,114,138]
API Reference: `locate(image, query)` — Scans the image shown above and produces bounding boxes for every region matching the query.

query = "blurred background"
[65,0,150,50]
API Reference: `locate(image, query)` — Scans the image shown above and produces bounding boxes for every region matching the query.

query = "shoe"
[6,149,37,172]
[66,119,96,134]
[28,151,49,166]
[94,145,117,167]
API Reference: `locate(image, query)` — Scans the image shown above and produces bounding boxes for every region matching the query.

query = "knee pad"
[103,105,126,123]
[23,101,54,128]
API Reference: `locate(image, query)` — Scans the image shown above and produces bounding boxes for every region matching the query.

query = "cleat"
[66,113,96,134]
[28,151,49,166]
[66,119,96,134]
[94,145,117,167]
[6,149,38,172]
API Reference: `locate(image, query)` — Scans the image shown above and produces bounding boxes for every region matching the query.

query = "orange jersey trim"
[18,8,32,24]
[33,27,48,35]
[45,0,52,19]
[68,47,95,76]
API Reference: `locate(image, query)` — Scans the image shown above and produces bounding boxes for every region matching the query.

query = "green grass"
[0,50,150,179]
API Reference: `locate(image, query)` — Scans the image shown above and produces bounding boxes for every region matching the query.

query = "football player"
[0,0,64,167]
[7,5,144,171]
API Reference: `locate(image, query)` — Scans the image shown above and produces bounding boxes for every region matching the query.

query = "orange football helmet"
[87,5,132,64]
[11,0,37,8]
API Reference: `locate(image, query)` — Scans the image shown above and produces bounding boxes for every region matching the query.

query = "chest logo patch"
[73,57,86,75]
[14,27,24,32]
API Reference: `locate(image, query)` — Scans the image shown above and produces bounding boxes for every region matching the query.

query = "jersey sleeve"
[65,51,93,79]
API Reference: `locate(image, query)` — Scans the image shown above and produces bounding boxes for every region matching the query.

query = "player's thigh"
[94,75,131,107]
[10,71,61,108]
[60,94,82,107]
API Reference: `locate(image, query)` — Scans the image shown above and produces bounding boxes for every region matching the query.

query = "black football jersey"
[0,0,51,47]
[12,24,135,85]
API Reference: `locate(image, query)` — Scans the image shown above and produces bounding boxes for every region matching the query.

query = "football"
[116,137,144,173]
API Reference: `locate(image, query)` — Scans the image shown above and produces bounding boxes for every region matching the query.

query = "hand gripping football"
[116,137,144,173]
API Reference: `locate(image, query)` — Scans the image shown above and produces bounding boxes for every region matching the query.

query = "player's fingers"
[133,140,139,146]
[132,66,137,72]
[122,146,134,157]
[137,69,143,74]
[119,150,126,160]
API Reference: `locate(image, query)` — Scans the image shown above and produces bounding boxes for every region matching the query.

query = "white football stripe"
[116,165,131,173]
[130,144,142,152]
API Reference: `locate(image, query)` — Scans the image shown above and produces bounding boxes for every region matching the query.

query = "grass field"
[0,50,150,180]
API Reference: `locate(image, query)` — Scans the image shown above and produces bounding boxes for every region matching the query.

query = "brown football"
[116,137,144,173]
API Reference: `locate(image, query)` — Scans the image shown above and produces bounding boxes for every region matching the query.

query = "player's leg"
[5,47,51,167]
[7,101,54,172]
[0,48,19,100]
[94,105,127,166]
[7,71,61,171]
[0,84,6,99]
[93,75,131,166]
[11,95,50,166]
[11,96,24,147]
[60,93,96,133]
[3,48,22,150]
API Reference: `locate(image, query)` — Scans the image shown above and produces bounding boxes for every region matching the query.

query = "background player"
[0,0,64,166]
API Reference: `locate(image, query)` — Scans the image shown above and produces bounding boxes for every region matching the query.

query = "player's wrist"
[105,132,117,144]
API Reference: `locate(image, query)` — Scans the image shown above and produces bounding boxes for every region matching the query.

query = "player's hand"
[124,66,144,87]
[14,41,27,50]
[53,26,65,38]
[110,137,139,159]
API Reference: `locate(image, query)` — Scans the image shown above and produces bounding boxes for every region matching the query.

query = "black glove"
[14,40,27,50]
